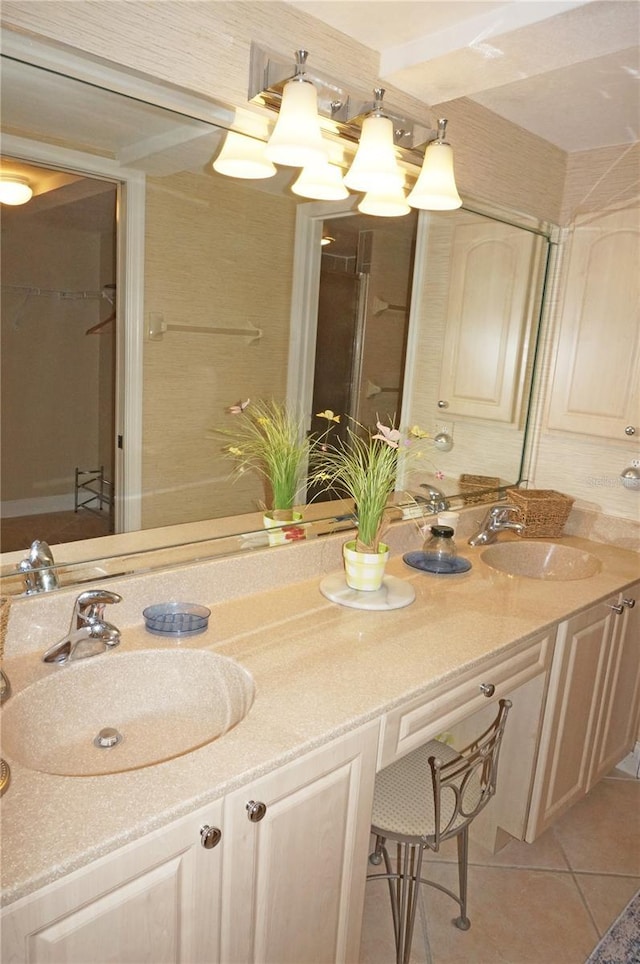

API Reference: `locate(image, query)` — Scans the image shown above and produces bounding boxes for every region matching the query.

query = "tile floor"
[360,768,640,964]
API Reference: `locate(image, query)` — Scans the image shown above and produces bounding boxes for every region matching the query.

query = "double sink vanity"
[1,513,639,963]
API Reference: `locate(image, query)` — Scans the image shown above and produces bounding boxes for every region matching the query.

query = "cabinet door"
[1,799,223,964]
[547,207,640,440]
[589,581,640,786]
[527,599,616,839]
[220,722,378,964]
[438,218,543,423]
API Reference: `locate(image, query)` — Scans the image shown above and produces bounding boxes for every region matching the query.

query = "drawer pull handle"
[479,682,495,697]
[609,604,624,615]
[200,825,222,849]
[246,800,267,822]
[622,598,636,609]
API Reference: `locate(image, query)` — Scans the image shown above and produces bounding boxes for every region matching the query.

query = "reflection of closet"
[547,207,640,440]
[0,180,117,529]
[438,220,544,425]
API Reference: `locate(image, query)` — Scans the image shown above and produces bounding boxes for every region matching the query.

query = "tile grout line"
[555,834,604,939]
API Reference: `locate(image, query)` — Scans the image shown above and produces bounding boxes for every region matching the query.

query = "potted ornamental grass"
[218,398,311,542]
[310,415,432,590]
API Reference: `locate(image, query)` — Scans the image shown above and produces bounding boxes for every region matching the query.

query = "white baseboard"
[1,494,75,518]
[616,742,640,778]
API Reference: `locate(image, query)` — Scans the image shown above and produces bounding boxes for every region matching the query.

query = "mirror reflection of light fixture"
[343,89,404,194]
[321,235,335,246]
[265,50,328,168]
[292,161,348,200]
[0,176,33,205]
[407,118,462,211]
[358,185,410,218]
[213,131,277,179]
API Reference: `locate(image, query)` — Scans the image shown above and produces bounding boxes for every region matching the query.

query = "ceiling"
[288,0,640,153]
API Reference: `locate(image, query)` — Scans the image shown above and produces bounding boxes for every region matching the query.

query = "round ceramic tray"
[403,552,472,575]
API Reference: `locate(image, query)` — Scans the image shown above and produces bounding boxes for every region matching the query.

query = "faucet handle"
[490,504,520,520]
[73,589,122,627]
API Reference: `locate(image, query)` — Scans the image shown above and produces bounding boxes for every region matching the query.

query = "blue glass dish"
[403,552,472,575]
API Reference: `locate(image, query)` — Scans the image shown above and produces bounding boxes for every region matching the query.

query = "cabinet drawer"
[377,630,554,771]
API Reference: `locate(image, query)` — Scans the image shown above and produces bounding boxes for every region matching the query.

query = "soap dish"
[143,602,211,637]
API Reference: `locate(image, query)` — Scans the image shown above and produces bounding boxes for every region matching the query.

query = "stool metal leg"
[454,825,471,930]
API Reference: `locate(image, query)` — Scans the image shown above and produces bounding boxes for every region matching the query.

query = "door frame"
[2,133,146,533]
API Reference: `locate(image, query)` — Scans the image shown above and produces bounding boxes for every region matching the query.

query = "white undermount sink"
[481,541,601,581]
[1,649,255,776]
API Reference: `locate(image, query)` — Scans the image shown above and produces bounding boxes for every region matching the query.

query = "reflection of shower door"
[309,266,368,445]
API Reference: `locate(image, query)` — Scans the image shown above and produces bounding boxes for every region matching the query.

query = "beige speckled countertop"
[1,523,639,907]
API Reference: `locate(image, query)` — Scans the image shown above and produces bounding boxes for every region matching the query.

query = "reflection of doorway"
[309,211,417,441]
[0,162,118,551]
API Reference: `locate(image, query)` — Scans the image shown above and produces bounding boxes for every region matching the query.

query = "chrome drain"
[93,727,123,749]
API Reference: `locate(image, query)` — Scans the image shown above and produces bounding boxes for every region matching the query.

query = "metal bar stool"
[367,699,512,964]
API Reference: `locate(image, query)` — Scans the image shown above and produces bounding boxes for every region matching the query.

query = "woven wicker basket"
[0,597,9,661]
[459,474,502,505]
[506,488,574,538]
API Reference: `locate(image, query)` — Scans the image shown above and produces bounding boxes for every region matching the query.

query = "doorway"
[0,161,118,551]
[309,211,418,441]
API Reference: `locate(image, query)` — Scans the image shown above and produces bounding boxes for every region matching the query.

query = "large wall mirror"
[0,39,552,595]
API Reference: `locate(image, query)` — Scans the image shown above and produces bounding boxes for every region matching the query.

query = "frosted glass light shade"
[344,114,404,194]
[265,79,328,168]
[213,132,277,179]
[407,141,462,210]
[358,187,410,218]
[292,161,348,200]
[0,177,32,205]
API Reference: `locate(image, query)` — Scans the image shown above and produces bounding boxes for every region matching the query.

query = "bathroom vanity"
[1,526,639,963]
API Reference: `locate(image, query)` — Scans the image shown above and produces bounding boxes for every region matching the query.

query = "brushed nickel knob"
[200,825,222,849]
[608,603,624,615]
[624,426,636,436]
[622,598,636,609]
[479,682,495,697]
[246,800,267,822]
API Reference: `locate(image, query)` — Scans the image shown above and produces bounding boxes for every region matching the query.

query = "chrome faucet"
[419,484,450,514]
[468,505,525,546]
[17,539,59,594]
[42,589,122,664]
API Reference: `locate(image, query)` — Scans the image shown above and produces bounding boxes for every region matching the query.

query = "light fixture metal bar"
[248,43,432,153]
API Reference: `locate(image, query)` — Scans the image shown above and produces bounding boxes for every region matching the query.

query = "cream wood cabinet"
[219,722,379,964]
[527,582,640,839]
[438,217,544,424]
[1,796,225,964]
[1,722,379,964]
[547,207,640,440]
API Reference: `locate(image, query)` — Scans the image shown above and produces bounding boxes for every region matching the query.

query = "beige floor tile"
[431,826,570,873]
[419,863,599,964]
[575,873,640,936]
[552,778,640,876]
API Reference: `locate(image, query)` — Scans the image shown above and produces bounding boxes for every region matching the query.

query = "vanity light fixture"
[264,50,328,168]
[212,131,277,179]
[292,160,349,200]
[358,185,410,218]
[320,235,336,246]
[242,44,464,216]
[407,119,462,211]
[343,89,404,195]
[0,175,33,205]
